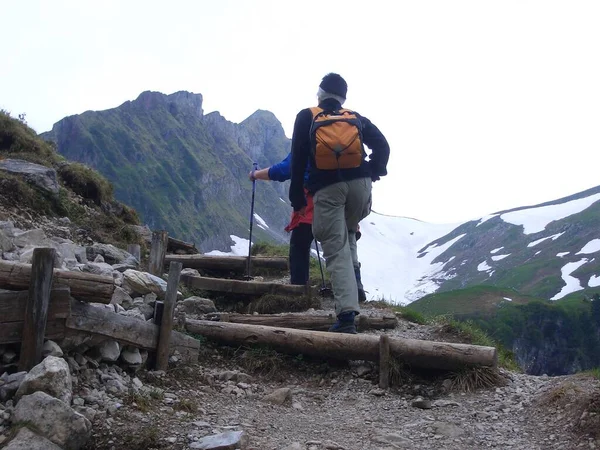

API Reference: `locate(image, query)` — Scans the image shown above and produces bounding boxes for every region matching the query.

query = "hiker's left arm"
[361,117,390,181]
[289,110,311,211]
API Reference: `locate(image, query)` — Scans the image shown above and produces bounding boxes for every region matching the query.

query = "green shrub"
[0,111,61,165]
[58,162,114,205]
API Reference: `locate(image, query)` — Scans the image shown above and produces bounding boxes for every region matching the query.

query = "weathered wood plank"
[0,260,114,303]
[156,262,183,371]
[167,237,198,254]
[0,320,66,345]
[185,319,498,371]
[165,255,288,272]
[0,288,71,323]
[181,275,308,297]
[209,313,398,331]
[66,300,199,363]
[20,248,56,371]
[149,230,168,276]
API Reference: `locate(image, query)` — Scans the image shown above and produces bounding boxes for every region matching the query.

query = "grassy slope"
[0,111,142,247]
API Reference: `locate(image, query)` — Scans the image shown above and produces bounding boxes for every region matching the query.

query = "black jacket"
[289,98,390,211]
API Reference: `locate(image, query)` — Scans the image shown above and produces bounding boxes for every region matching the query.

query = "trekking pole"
[314,240,332,297]
[245,162,259,280]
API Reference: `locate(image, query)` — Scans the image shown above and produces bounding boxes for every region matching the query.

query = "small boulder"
[15,355,72,405]
[12,391,92,450]
[3,426,63,450]
[189,430,248,449]
[181,296,217,315]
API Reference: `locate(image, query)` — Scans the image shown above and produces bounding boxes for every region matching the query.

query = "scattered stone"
[42,340,64,358]
[262,387,292,405]
[120,346,142,365]
[0,371,27,401]
[15,355,72,405]
[98,340,121,362]
[180,296,217,314]
[12,391,92,450]
[122,269,167,296]
[412,399,432,409]
[2,426,63,450]
[189,430,248,449]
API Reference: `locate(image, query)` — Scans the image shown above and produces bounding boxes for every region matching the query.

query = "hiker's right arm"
[268,153,292,182]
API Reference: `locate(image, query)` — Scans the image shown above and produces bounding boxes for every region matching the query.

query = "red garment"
[285,190,314,232]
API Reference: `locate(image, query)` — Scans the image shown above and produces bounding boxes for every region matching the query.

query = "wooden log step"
[185,320,497,371]
[166,255,288,272]
[181,274,308,297]
[0,260,114,304]
[210,313,398,331]
[66,300,200,363]
[167,237,199,255]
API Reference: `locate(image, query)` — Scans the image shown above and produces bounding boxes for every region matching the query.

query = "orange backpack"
[309,107,364,170]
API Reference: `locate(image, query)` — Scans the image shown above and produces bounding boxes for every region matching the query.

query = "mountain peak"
[133,90,203,118]
[242,109,281,127]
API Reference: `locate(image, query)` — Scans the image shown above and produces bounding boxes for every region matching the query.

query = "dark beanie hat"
[319,73,348,99]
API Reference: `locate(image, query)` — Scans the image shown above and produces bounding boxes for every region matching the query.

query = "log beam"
[165,255,288,272]
[181,275,308,297]
[185,319,497,371]
[207,313,398,331]
[0,260,114,303]
[66,300,199,363]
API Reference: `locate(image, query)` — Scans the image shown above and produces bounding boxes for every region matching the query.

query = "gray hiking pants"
[312,177,372,316]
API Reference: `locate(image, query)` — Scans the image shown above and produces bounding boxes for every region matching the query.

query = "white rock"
[15,355,72,405]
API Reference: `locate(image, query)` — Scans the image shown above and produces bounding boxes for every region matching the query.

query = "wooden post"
[19,248,56,371]
[379,334,390,389]
[149,231,168,276]
[155,261,183,371]
[127,244,141,262]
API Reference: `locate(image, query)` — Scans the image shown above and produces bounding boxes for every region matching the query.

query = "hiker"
[249,154,367,301]
[289,73,390,334]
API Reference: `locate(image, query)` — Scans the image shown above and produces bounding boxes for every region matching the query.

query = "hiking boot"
[328,311,358,334]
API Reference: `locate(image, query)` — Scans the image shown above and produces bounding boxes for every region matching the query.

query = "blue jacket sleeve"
[267,153,291,182]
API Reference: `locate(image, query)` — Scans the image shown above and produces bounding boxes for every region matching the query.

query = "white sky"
[2,0,600,223]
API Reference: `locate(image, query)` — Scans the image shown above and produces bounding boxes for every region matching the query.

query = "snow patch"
[576,238,600,255]
[491,254,510,261]
[589,275,600,288]
[501,193,600,234]
[490,247,504,254]
[551,258,589,300]
[527,232,565,248]
[477,261,492,272]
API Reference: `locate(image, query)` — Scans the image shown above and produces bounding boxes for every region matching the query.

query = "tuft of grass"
[233,346,287,378]
[58,162,114,205]
[174,398,197,413]
[586,368,600,380]
[251,241,288,257]
[125,391,152,413]
[434,317,520,371]
[393,306,428,325]
[447,366,509,392]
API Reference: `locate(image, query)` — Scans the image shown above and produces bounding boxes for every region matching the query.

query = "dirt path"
[80,305,600,450]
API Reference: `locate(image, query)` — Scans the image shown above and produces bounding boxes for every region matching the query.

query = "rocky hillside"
[424,185,600,300]
[0,111,142,250]
[42,91,293,252]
